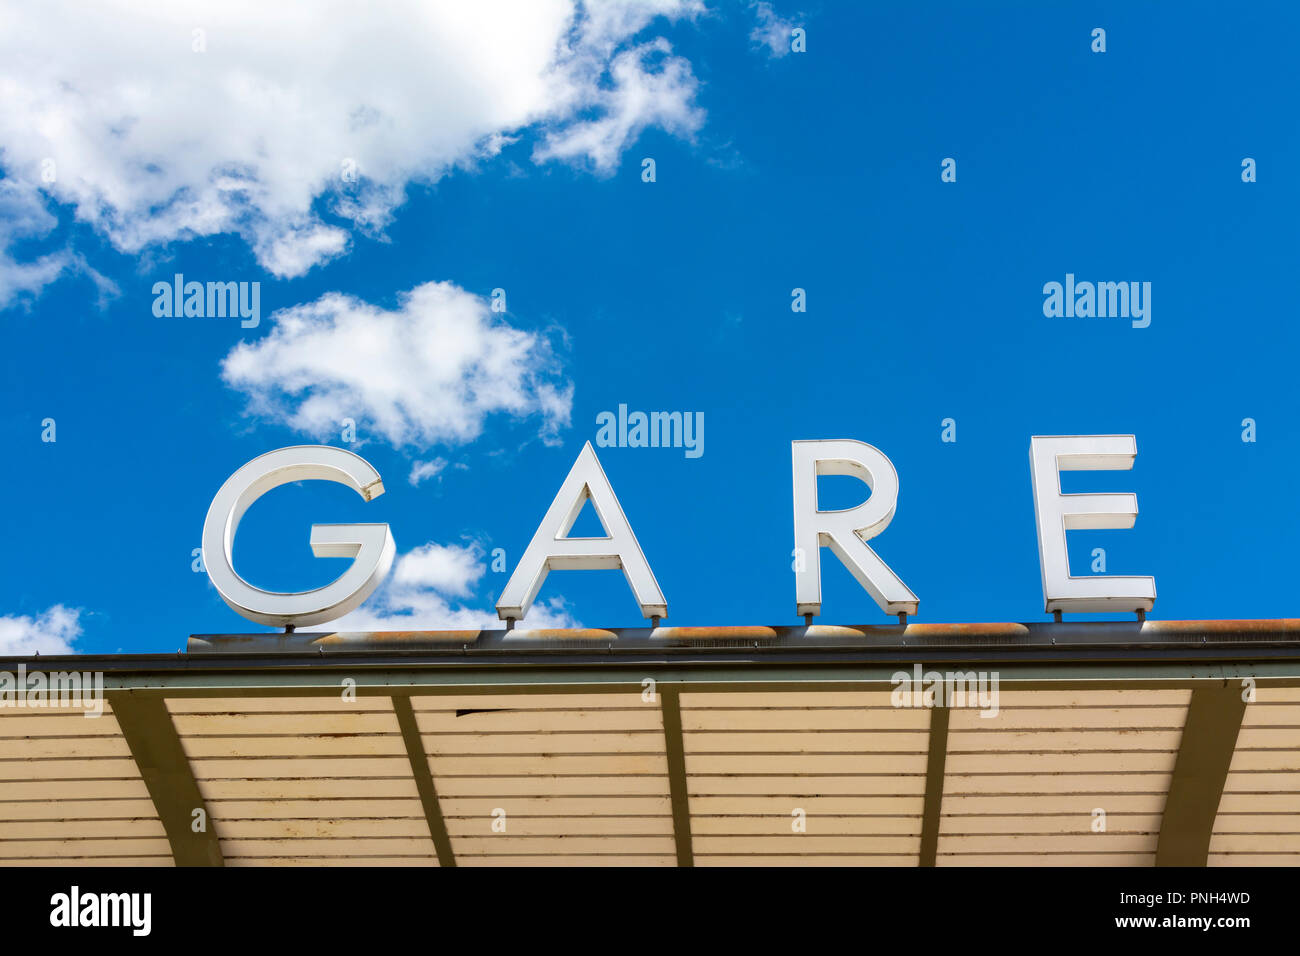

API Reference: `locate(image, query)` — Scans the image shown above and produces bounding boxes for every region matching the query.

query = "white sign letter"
[496,442,666,621]
[792,440,918,618]
[1029,435,1156,613]
[201,446,395,627]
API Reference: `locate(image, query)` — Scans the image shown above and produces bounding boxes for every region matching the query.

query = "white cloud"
[749,1,797,57]
[391,542,481,599]
[331,541,578,631]
[0,179,56,239]
[221,280,572,448]
[0,0,707,278]
[0,605,83,655]
[0,251,70,310]
[533,38,703,170]
[0,179,69,308]
[408,458,448,487]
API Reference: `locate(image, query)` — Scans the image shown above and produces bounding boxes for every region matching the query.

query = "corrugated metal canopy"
[1,620,1298,867]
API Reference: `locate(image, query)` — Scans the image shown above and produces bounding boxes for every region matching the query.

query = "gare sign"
[200,435,1156,628]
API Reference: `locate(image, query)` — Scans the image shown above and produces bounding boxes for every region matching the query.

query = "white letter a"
[496,442,666,621]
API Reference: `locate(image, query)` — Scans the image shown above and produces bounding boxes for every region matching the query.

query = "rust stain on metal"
[655,626,782,641]
[1141,619,1300,635]
[902,622,1031,639]
[313,631,480,645]
[501,628,621,641]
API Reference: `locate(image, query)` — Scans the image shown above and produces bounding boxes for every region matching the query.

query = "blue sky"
[0,1,1296,655]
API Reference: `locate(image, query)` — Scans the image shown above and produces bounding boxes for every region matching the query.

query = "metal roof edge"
[186,618,1300,655]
